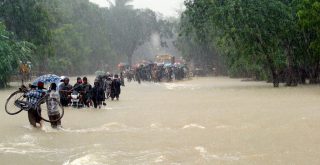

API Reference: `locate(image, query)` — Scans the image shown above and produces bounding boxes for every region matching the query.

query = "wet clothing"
[59,82,72,91]
[105,78,112,99]
[47,90,60,116]
[25,89,43,105]
[120,73,125,86]
[91,85,105,108]
[82,83,92,106]
[95,76,107,91]
[59,83,72,106]
[73,83,83,93]
[49,114,61,128]
[47,90,61,128]
[28,108,41,127]
[25,89,45,127]
[111,79,121,100]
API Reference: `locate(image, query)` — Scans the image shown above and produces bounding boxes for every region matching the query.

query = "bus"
[155,54,175,64]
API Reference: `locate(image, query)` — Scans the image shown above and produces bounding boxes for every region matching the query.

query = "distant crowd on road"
[123,63,191,84]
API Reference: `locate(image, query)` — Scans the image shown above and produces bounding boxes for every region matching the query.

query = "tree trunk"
[285,44,297,86]
[266,54,279,87]
[298,68,307,84]
[256,33,279,87]
[272,70,279,87]
[309,65,319,84]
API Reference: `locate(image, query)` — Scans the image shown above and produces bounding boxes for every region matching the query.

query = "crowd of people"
[124,63,190,84]
[58,74,122,109]
[21,73,123,129]
[21,63,189,129]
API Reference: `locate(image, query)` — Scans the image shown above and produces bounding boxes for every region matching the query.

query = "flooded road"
[1,77,320,164]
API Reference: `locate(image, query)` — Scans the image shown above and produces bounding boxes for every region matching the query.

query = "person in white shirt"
[47,83,62,128]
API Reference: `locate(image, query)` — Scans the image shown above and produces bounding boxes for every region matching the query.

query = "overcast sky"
[89,0,185,17]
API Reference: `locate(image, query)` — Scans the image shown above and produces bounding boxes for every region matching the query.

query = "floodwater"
[1,77,320,165]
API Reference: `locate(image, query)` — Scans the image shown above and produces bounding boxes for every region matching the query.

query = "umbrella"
[95,70,106,76]
[32,74,61,86]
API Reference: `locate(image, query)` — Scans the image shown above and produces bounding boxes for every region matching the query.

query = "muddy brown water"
[1,77,320,164]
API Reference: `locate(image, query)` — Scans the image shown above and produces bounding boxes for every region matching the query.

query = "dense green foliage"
[177,0,320,87]
[0,22,33,87]
[0,0,173,87]
[2,0,319,88]
[0,0,53,73]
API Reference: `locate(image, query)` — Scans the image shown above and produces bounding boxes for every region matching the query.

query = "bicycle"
[5,87,64,122]
[5,86,30,115]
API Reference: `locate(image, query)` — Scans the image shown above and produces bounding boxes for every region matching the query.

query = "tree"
[0,22,33,88]
[48,0,116,75]
[0,0,53,74]
[107,0,157,65]
[298,0,320,83]
[178,0,316,87]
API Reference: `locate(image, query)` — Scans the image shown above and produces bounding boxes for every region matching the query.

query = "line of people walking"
[14,74,122,130]
[58,74,122,109]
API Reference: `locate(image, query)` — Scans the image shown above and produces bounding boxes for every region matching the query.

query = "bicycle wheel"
[5,91,29,115]
[36,97,64,122]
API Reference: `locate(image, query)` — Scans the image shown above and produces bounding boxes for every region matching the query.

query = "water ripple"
[182,123,206,129]
[195,146,241,161]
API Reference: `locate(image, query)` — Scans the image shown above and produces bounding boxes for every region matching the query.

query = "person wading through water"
[91,80,105,109]
[59,77,72,107]
[47,83,62,128]
[24,82,46,128]
[110,74,121,101]
[82,77,92,107]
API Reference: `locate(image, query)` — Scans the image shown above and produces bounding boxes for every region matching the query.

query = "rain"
[1,0,320,164]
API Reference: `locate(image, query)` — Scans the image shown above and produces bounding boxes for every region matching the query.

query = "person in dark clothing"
[91,81,105,109]
[110,74,121,101]
[59,77,73,106]
[82,77,92,107]
[95,75,106,91]
[135,68,141,84]
[120,72,125,86]
[73,77,84,106]
[73,77,83,93]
